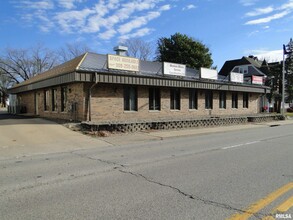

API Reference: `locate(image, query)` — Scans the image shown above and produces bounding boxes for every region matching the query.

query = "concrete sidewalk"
[101,119,293,145]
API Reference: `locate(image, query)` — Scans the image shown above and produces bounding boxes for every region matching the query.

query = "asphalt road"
[0,116,293,219]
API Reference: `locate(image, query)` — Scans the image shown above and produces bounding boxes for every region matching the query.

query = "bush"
[287,107,293,113]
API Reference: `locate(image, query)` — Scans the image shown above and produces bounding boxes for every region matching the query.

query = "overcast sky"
[1,0,293,69]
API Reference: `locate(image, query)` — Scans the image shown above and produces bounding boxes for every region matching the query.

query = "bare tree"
[0,44,57,83]
[123,38,154,61]
[0,42,91,94]
[58,42,90,63]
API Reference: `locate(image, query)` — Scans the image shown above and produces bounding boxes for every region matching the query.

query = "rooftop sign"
[200,67,217,80]
[252,75,263,85]
[108,54,139,72]
[163,62,186,76]
[230,72,244,83]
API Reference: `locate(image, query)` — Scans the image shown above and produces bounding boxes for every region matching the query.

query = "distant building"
[219,55,270,82]
[219,55,271,111]
[8,51,270,123]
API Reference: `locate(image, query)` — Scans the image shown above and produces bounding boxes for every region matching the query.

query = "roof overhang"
[8,70,269,94]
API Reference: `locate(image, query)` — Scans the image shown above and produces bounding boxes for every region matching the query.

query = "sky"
[0,0,293,70]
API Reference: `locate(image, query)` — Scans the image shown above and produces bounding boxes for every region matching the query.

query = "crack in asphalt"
[71,151,268,219]
[117,169,265,219]
[71,150,267,219]
[2,147,279,218]
[70,151,126,168]
[0,152,126,196]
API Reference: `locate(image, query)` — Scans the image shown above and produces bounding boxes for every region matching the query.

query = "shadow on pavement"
[0,108,58,125]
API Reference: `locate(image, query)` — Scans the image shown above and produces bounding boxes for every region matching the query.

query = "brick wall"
[18,92,35,114]
[18,83,87,121]
[90,84,260,122]
[16,82,261,122]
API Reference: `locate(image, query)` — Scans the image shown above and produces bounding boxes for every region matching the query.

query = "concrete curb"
[100,119,293,144]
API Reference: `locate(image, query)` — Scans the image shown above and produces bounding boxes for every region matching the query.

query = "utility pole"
[282,50,286,117]
[282,39,293,117]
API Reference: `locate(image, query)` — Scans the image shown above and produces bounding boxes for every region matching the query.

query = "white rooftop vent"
[114,46,128,56]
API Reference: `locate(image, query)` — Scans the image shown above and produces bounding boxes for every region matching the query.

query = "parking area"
[0,108,111,159]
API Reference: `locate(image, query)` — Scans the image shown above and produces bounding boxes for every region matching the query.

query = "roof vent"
[113,46,128,56]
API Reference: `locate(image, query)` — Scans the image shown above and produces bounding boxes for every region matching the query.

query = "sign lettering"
[108,54,139,72]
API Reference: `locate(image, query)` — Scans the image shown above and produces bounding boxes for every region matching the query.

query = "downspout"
[88,72,98,122]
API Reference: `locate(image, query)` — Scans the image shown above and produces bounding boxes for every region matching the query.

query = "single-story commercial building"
[8,49,270,125]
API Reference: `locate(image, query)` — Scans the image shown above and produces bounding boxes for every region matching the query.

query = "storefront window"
[189,89,198,110]
[52,88,58,111]
[124,86,137,111]
[170,88,180,110]
[205,90,213,109]
[149,88,160,111]
[44,90,49,111]
[219,91,226,109]
[243,93,249,108]
[61,86,68,112]
[232,92,238,109]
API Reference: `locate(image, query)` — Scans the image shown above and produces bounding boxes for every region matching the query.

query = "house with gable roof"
[219,55,270,82]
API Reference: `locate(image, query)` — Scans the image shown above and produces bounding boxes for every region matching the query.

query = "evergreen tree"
[156,33,213,69]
